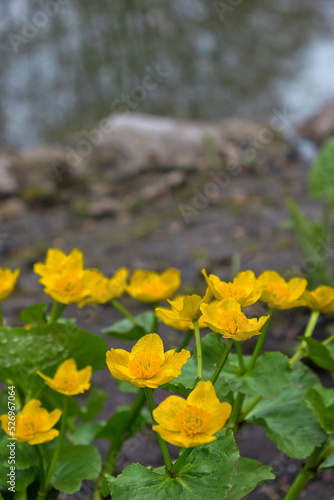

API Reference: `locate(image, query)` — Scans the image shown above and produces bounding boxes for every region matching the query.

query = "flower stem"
[239,395,262,421]
[43,396,68,495]
[49,301,58,324]
[234,341,245,373]
[211,338,234,385]
[193,320,203,381]
[110,299,138,325]
[170,447,193,475]
[144,388,173,472]
[152,303,159,332]
[227,393,245,432]
[289,310,320,368]
[177,329,193,352]
[0,301,3,326]
[323,334,334,346]
[35,446,45,500]
[54,303,66,321]
[246,307,274,373]
[284,444,325,500]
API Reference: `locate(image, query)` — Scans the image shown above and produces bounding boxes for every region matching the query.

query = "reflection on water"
[0,0,333,147]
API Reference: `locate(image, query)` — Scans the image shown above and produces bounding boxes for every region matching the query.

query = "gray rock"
[298,98,334,145]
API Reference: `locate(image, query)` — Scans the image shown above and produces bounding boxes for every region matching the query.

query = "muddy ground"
[1,112,334,499]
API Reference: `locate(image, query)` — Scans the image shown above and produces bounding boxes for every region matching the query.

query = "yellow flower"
[200,298,269,341]
[152,381,232,448]
[0,268,20,301]
[126,269,181,303]
[257,271,307,310]
[106,333,190,388]
[299,285,334,313]
[156,292,211,328]
[34,248,84,278]
[202,269,261,307]
[37,359,92,396]
[79,267,129,306]
[0,399,61,445]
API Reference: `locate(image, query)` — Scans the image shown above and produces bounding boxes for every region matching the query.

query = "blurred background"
[1,2,334,498]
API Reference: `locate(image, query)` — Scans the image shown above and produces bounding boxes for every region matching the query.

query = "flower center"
[129,353,164,379]
[55,373,79,392]
[18,414,42,437]
[267,283,288,302]
[175,405,210,436]
[219,311,248,335]
[56,275,82,296]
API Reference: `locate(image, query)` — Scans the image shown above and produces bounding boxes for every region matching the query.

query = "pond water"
[1,0,334,148]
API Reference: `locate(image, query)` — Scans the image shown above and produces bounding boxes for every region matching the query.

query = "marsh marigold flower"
[0,399,61,445]
[299,285,334,313]
[37,359,92,396]
[0,268,19,301]
[152,381,232,448]
[79,267,129,306]
[257,271,307,310]
[200,297,269,341]
[35,249,91,304]
[106,333,190,388]
[126,269,181,303]
[156,291,211,328]
[202,269,261,307]
[34,248,84,278]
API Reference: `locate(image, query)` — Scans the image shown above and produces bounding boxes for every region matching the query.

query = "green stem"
[227,393,245,431]
[234,342,245,373]
[211,338,234,385]
[290,310,320,368]
[35,446,45,500]
[170,447,193,475]
[193,320,203,381]
[144,388,172,471]
[284,444,325,500]
[152,303,159,332]
[323,334,334,346]
[98,390,146,481]
[49,301,58,324]
[55,303,66,321]
[110,299,138,325]
[0,301,3,326]
[240,395,262,421]
[43,396,68,494]
[177,329,193,352]
[246,307,274,373]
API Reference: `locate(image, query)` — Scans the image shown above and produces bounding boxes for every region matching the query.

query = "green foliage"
[247,363,327,458]
[102,311,155,340]
[51,444,101,494]
[78,387,108,422]
[96,405,150,442]
[300,336,334,370]
[309,138,334,206]
[0,325,106,396]
[107,429,239,499]
[0,463,35,492]
[224,457,275,500]
[305,386,334,434]
[19,303,47,326]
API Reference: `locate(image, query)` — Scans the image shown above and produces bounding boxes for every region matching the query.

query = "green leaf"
[0,325,107,395]
[0,462,35,491]
[107,428,239,499]
[309,138,334,206]
[305,386,334,434]
[114,379,140,393]
[301,336,334,370]
[51,444,101,494]
[222,352,291,400]
[248,363,327,458]
[96,405,149,442]
[102,311,155,340]
[319,449,334,470]
[19,303,47,326]
[0,433,37,470]
[78,388,108,422]
[225,457,275,500]
[72,422,103,445]
[162,356,199,396]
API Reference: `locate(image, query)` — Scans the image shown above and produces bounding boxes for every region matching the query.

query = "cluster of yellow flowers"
[2,248,334,450]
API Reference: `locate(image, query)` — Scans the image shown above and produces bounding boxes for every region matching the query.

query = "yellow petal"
[130,334,164,360]
[27,429,59,445]
[150,349,191,386]
[39,409,62,432]
[205,402,232,435]
[77,366,92,392]
[55,359,78,379]
[153,395,187,431]
[186,381,221,410]
[152,425,216,448]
